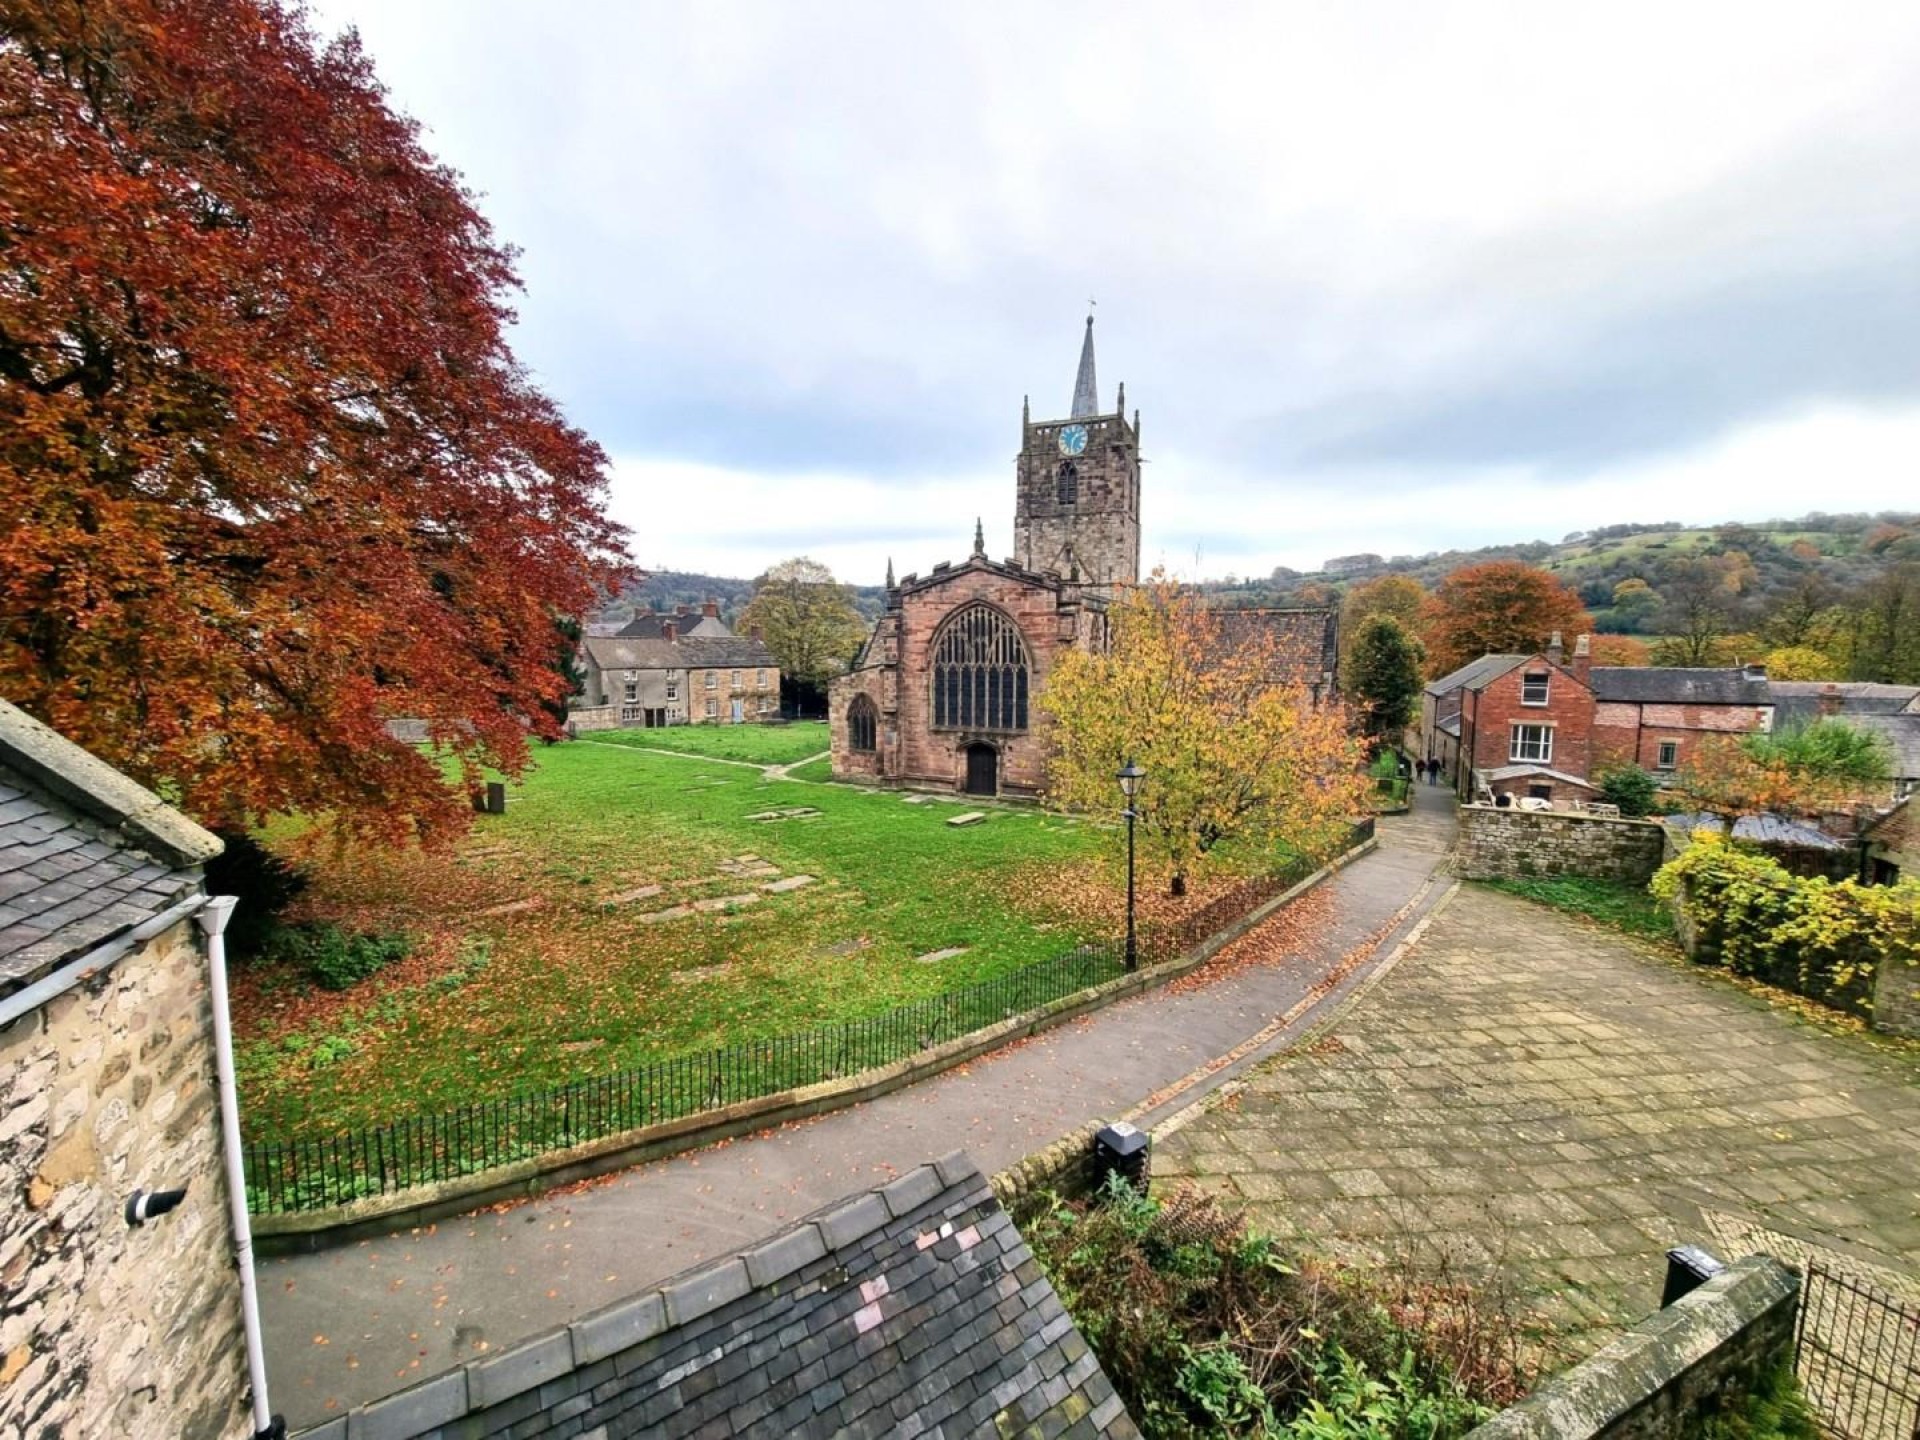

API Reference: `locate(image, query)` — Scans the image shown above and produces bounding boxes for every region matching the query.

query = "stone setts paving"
[1157,884,1920,1356]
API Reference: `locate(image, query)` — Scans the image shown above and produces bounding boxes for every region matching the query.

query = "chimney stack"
[1572,633,1591,683]
[702,598,720,619]
[675,603,691,617]
[1546,630,1564,666]
[749,624,764,643]
[661,620,676,643]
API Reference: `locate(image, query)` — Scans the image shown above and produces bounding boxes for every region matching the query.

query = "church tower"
[1012,316,1141,597]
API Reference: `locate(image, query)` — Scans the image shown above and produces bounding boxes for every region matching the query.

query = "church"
[828,320,1336,798]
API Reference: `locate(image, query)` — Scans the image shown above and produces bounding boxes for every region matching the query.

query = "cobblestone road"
[1157,884,1920,1356]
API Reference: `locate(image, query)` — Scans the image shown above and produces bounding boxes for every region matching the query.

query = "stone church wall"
[894,571,1082,797]
[0,918,251,1438]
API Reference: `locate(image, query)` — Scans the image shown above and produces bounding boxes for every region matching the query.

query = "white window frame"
[705,697,718,718]
[666,681,678,700]
[1509,724,1553,763]
[731,669,741,689]
[705,672,716,690]
[756,668,767,688]
[1520,671,1550,706]
[623,681,638,703]
[1656,740,1679,771]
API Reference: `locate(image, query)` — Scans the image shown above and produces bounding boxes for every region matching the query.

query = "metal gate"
[1796,1260,1920,1439]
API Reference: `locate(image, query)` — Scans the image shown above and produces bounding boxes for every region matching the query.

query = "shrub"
[206,831,309,957]
[1025,1177,1509,1439]
[266,922,411,991]
[1651,835,1920,1016]
[1594,764,1657,818]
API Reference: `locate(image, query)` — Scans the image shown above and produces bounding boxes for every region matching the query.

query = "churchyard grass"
[588,718,830,765]
[233,734,1108,1135]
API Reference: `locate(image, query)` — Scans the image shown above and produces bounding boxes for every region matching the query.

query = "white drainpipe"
[199,895,283,1439]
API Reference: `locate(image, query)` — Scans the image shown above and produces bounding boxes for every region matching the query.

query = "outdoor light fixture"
[124,1186,188,1228]
[1117,760,1145,970]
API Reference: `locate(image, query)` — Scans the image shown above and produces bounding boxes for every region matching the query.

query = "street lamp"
[1118,759,1145,970]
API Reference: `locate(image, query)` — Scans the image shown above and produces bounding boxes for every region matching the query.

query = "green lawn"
[587,718,830,766]
[235,737,1111,1135]
[1477,874,1674,941]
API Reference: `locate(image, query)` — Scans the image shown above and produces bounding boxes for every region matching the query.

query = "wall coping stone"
[1465,1256,1799,1440]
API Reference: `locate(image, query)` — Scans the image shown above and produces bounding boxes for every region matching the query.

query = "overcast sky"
[310,1,1920,585]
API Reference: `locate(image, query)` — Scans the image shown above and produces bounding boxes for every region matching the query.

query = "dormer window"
[1521,671,1550,706]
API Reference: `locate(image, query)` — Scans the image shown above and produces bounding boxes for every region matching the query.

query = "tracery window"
[848,694,878,752]
[1055,461,1078,506]
[931,605,1030,732]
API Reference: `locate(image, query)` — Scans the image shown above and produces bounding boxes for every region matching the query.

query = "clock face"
[1058,424,1089,457]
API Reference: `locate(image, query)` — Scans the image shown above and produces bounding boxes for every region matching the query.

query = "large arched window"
[931,605,1030,732]
[1055,461,1078,506]
[847,694,877,752]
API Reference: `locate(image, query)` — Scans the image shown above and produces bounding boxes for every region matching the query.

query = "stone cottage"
[0,699,253,1437]
[571,602,782,731]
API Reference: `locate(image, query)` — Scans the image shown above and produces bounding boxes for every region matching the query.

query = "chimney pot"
[702,598,720,619]
[1572,632,1592,682]
[661,620,676,642]
[1546,630,1564,665]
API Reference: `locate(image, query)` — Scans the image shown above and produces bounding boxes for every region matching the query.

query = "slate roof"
[1212,607,1340,692]
[1589,667,1772,706]
[1665,812,1845,851]
[1844,713,1920,780]
[0,700,218,995]
[615,611,732,640]
[1482,764,1598,789]
[581,632,777,673]
[1766,681,1920,715]
[307,1152,1138,1440]
[1425,654,1527,697]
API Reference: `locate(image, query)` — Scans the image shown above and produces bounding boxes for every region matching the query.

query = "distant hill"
[1214,511,1920,633]
[613,511,1920,641]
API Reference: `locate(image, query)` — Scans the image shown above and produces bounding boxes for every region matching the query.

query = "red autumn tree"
[0,0,630,845]
[1419,561,1592,676]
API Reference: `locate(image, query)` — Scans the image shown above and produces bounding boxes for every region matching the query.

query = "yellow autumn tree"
[1039,575,1369,895]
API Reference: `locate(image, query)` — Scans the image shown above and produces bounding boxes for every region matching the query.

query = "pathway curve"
[1157,882,1920,1360]
[259,787,1459,1428]
[579,737,831,782]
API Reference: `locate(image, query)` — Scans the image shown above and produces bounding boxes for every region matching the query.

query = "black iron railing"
[1796,1260,1920,1440]
[241,824,1369,1215]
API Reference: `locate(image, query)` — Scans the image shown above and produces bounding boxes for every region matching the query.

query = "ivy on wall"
[1652,834,1920,1018]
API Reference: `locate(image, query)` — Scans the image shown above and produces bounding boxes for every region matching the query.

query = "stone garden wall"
[1455,806,1667,884]
[0,918,250,1437]
[1466,1256,1798,1440]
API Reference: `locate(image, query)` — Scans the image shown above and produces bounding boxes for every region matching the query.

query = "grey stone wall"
[1455,806,1668,884]
[1871,955,1920,1038]
[1466,1256,1798,1440]
[0,919,251,1438]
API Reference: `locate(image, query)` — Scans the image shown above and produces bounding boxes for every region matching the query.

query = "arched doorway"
[963,742,998,797]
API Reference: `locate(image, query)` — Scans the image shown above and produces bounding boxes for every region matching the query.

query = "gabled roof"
[1481,764,1598,789]
[582,633,777,672]
[0,700,218,993]
[1590,667,1771,705]
[615,611,731,640]
[896,551,1101,605]
[1425,654,1527,697]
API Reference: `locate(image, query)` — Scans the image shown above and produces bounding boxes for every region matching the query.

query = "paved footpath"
[1158,882,1920,1361]
[260,787,1459,1428]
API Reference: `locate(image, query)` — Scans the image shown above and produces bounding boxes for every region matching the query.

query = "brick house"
[0,699,253,1437]
[1588,663,1775,778]
[572,602,781,731]
[1439,642,1600,805]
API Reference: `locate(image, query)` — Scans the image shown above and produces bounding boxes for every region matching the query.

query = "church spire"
[1070,313,1098,418]
[972,517,985,556]
[885,556,895,589]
